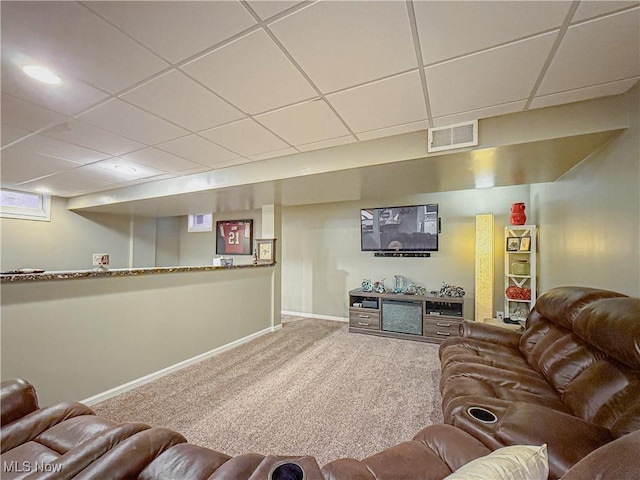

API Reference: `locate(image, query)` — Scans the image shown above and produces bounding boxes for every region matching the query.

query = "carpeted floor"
[93,318,444,466]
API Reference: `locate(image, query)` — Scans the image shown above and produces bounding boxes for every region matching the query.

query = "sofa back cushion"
[572,297,640,370]
[527,286,626,330]
[519,291,640,437]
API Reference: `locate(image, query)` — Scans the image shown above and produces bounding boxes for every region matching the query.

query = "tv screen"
[361,204,439,252]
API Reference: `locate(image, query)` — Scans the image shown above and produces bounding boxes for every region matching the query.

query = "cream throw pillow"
[444,444,548,480]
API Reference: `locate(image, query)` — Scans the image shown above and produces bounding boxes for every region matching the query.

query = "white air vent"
[428,120,478,153]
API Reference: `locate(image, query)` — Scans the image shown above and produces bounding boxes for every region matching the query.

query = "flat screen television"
[360,204,439,252]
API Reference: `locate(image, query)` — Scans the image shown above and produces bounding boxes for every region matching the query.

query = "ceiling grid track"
[405,0,434,126]
[524,1,581,110]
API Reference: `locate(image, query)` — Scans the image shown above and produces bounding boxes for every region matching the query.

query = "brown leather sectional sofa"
[1,286,639,479]
[439,286,640,479]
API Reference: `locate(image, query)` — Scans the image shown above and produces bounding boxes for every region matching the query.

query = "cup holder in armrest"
[269,461,305,480]
[467,406,498,424]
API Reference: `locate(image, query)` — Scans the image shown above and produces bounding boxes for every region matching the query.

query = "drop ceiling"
[1,1,639,215]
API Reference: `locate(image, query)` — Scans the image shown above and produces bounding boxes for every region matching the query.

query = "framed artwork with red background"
[216,219,253,255]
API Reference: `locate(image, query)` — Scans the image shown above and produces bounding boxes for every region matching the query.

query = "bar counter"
[1,261,279,406]
[0,262,274,283]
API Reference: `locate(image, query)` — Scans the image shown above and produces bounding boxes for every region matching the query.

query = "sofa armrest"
[495,402,614,479]
[322,425,491,480]
[561,430,640,480]
[458,320,522,349]
[1,379,38,426]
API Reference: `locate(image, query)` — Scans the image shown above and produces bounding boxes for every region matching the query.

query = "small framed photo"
[216,219,253,255]
[255,238,276,264]
[519,236,531,251]
[506,237,521,252]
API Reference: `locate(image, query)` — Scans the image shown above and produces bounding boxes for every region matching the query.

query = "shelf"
[504,225,537,319]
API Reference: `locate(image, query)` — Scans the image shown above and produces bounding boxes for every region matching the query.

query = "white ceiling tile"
[248,147,299,161]
[0,148,80,184]
[295,136,355,152]
[538,9,640,95]
[121,147,203,173]
[415,1,570,65]
[77,98,189,145]
[327,71,427,134]
[41,120,146,157]
[247,1,305,20]
[1,124,30,147]
[208,157,251,169]
[6,134,109,165]
[86,158,168,180]
[121,70,244,132]
[16,172,113,197]
[200,118,289,156]
[356,120,430,142]
[1,59,109,117]
[1,94,67,133]
[530,79,639,110]
[426,33,557,118]
[156,134,239,167]
[176,165,211,176]
[256,100,352,145]
[104,173,180,190]
[87,1,257,64]
[182,30,317,114]
[270,0,417,92]
[1,1,168,93]
[572,1,639,22]
[431,101,527,128]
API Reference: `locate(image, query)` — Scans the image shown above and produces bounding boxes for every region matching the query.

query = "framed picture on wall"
[255,238,276,264]
[216,220,253,255]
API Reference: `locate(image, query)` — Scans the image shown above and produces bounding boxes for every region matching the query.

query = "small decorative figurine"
[361,279,373,292]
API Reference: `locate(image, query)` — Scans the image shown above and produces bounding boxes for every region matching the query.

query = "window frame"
[0,189,51,221]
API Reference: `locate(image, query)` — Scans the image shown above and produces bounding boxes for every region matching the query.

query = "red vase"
[510,203,526,225]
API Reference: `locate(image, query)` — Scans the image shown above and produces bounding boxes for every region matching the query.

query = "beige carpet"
[93,318,444,466]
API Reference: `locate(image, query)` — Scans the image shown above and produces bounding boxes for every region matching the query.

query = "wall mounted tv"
[361,204,439,252]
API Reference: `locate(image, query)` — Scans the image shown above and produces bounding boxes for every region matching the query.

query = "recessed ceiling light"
[114,164,137,173]
[22,65,62,85]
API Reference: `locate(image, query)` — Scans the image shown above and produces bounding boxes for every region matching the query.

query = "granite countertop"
[0,263,274,283]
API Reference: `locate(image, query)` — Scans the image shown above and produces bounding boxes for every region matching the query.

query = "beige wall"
[1,267,275,406]
[532,85,640,296]
[1,197,157,271]
[281,185,532,320]
[177,209,262,266]
[0,197,143,271]
[281,87,640,317]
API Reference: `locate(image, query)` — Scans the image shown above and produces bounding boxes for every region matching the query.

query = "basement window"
[0,189,51,221]
[188,213,213,232]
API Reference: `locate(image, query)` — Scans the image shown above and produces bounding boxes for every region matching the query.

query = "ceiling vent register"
[428,120,478,153]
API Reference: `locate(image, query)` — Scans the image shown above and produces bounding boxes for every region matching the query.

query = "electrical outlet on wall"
[496,311,504,320]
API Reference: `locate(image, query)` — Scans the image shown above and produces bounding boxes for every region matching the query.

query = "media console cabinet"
[348,289,465,344]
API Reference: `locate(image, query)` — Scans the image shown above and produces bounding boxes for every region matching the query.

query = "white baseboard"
[81,325,279,405]
[282,310,348,323]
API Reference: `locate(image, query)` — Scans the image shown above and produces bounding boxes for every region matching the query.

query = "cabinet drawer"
[423,316,461,338]
[349,310,381,330]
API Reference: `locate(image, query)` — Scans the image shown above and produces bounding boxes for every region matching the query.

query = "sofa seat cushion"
[441,363,567,420]
[439,338,531,374]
